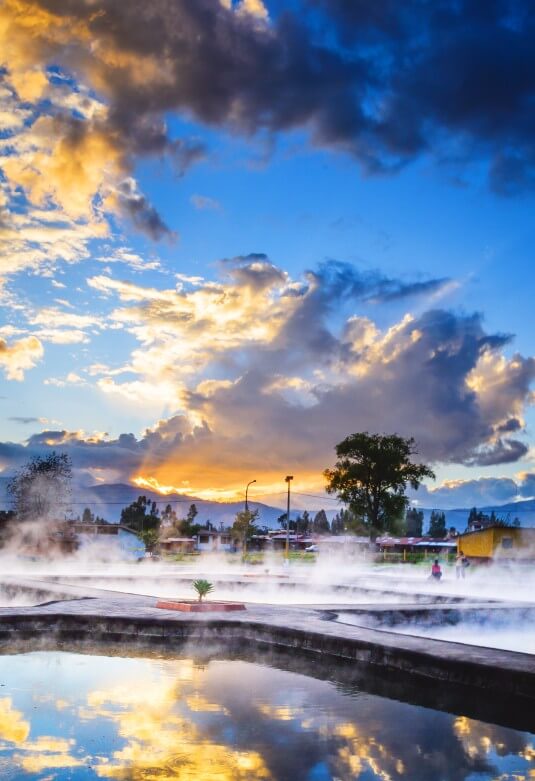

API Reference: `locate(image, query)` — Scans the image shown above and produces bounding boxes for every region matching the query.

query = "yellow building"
[457,526,535,561]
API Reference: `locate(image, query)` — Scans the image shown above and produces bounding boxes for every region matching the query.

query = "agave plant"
[192,579,214,602]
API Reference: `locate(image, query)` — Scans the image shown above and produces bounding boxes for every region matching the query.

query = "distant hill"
[0,479,321,529]
[1,476,533,531]
[420,499,535,533]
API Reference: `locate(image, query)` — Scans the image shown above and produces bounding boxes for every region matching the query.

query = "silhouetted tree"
[467,507,509,531]
[331,512,344,535]
[405,507,423,536]
[313,509,330,534]
[81,507,94,524]
[325,433,435,538]
[7,452,72,521]
[278,512,296,531]
[428,510,447,539]
[180,504,202,536]
[120,495,160,534]
[296,510,311,535]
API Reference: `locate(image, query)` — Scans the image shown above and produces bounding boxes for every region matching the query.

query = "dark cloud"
[414,477,520,508]
[465,438,530,466]
[18,0,535,193]
[0,417,201,477]
[277,261,452,363]
[413,472,535,508]
[496,417,523,433]
[221,253,287,290]
[519,472,535,497]
[8,417,41,424]
[309,0,535,189]
[116,178,176,241]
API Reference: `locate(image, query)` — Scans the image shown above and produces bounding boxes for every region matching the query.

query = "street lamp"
[245,479,256,513]
[285,475,293,560]
[243,479,256,558]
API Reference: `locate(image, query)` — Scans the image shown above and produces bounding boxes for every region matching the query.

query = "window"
[501,537,513,549]
[199,535,209,544]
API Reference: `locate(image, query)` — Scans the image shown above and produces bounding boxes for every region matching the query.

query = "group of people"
[430,550,470,581]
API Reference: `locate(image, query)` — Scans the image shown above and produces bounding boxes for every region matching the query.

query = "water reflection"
[0,651,533,780]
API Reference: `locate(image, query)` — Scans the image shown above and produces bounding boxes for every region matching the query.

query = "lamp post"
[245,479,256,513]
[285,475,293,560]
[243,479,256,558]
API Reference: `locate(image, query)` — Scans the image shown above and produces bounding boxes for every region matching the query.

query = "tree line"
[2,433,518,552]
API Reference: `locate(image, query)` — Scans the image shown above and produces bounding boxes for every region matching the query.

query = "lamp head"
[285,475,294,482]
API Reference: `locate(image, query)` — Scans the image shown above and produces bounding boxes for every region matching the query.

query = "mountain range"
[0,478,534,531]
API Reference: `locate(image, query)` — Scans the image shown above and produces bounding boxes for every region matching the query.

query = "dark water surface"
[0,651,533,780]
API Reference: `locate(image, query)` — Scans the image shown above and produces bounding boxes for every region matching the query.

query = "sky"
[0,0,534,510]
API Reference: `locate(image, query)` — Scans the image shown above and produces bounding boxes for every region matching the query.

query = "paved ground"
[1,572,534,731]
[1,574,534,673]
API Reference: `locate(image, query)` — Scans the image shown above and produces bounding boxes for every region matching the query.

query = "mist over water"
[3,542,535,655]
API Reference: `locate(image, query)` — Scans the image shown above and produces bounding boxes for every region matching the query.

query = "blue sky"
[0,0,533,508]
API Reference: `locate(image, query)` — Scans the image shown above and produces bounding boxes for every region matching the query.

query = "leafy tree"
[120,495,160,534]
[140,528,159,553]
[7,452,72,521]
[231,509,260,547]
[405,507,424,536]
[277,512,296,532]
[313,509,330,534]
[428,510,447,539]
[332,507,368,535]
[467,507,509,530]
[324,433,435,538]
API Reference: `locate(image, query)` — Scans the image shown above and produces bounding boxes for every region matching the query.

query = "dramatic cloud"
[1,0,533,198]
[1,256,531,497]
[310,0,535,192]
[0,0,533,335]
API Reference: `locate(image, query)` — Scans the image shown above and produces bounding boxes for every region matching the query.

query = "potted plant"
[192,579,214,602]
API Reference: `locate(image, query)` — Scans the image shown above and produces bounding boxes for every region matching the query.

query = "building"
[377,536,457,560]
[316,535,371,555]
[457,526,535,562]
[159,537,196,554]
[195,529,233,552]
[58,522,145,560]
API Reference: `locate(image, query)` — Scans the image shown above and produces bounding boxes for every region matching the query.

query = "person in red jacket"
[431,559,442,581]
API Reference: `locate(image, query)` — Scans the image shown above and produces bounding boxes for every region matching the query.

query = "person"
[431,558,442,581]
[456,550,465,579]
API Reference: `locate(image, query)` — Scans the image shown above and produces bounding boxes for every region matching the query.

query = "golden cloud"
[0,335,43,380]
[0,697,30,744]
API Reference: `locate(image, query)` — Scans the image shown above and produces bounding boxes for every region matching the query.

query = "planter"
[155,600,246,612]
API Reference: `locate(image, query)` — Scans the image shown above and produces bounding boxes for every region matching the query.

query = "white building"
[195,529,233,552]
